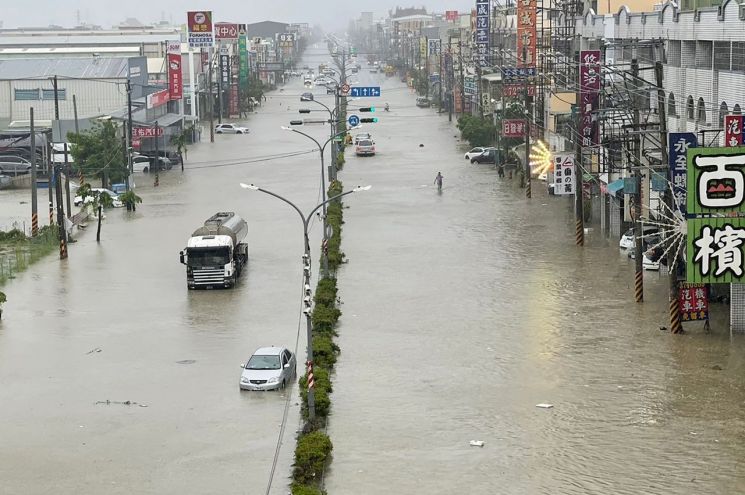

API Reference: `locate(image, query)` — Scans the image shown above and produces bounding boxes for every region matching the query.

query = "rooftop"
[0,57,129,80]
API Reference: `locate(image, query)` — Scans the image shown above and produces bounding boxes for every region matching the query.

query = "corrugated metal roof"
[0,57,129,80]
[0,33,176,47]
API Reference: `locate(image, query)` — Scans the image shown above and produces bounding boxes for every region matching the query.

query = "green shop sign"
[686,146,745,283]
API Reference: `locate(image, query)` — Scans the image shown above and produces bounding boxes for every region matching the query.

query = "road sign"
[340,83,350,94]
[348,115,360,127]
[350,86,381,97]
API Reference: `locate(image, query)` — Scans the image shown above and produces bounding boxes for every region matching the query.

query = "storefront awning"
[607,179,624,194]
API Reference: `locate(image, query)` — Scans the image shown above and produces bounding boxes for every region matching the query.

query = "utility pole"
[524,75,531,198]
[631,58,643,301]
[154,121,160,187]
[217,46,224,124]
[46,142,53,226]
[126,79,134,193]
[459,41,465,117]
[656,61,680,333]
[425,38,430,99]
[208,48,215,143]
[52,75,67,220]
[438,45,443,113]
[574,90,585,246]
[30,108,38,236]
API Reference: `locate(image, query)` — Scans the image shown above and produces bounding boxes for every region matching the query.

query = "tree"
[119,190,142,212]
[68,121,127,188]
[170,130,188,170]
[457,115,496,148]
[77,183,115,242]
[0,290,6,320]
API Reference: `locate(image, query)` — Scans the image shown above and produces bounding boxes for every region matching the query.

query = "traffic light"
[289,120,304,126]
[360,118,378,123]
[359,107,376,112]
[298,109,311,114]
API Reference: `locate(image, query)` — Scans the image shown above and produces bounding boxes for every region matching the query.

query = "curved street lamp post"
[239,183,371,420]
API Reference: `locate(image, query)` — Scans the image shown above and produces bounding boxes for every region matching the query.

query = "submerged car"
[619,225,659,250]
[464,147,488,161]
[215,123,249,134]
[300,92,314,101]
[239,347,296,391]
[73,188,124,208]
[355,139,376,156]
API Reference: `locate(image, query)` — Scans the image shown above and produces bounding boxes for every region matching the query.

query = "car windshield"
[246,354,281,370]
[359,140,372,146]
[187,247,230,267]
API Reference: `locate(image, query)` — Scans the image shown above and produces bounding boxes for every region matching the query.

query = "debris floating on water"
[536,403,554,409]
[86,347,102,355]
[469,440,485,447]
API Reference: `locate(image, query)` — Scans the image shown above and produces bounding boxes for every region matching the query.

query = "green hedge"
[292,431,333,485]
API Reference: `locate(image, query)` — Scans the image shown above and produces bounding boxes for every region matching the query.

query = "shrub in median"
[291,483,324,495]
[293,430,333,485]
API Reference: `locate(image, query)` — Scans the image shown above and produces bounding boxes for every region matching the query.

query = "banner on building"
[428,38,441,56]
[579,50,601,147]
[475,0,489,67]
[502,119,526,138]
[419,37,427,62]
[686,146,745,283]
[669,132,697,213]
[214,22,239,40]
[278,33,295,48]
[464,75,477,95]
[187,11,213,48]
[132,126,163,138]
[517,0,536,67]
[725,115,744,147]
[220,54,230,86]
[446,10,459,21]
[146,88,169,109]
[239,26,249,90]
[554,154,576,195]
[679,283,709,321]
[166,40,182,100]
[230,82,239,117]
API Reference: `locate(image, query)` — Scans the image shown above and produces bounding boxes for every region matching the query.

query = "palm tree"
[171,131,187,171]
[92,191,114,243]
[119,190,142,212]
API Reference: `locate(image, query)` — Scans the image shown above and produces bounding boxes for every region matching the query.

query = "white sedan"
[73,188,124,208]
[465,147,488,161]
[215,123,249,134]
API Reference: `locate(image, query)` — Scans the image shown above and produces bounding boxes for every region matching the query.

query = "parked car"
[73,188,124,208]
[416,97,431,108]
[354,132,373,145]
[0,155,32,174]
[355,139,376,156]
[132,154,172,172]
[144,150,182,166]
[215,123,249,134]
[300,92,314,101]
[471,148,499,164]
[239,346,296,391]
[464,147,488,161]
[619,225,660,250]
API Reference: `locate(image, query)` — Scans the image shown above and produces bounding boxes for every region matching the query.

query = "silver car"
[215,123,249,134]
[0,155,32,174]
[239,347,296,391]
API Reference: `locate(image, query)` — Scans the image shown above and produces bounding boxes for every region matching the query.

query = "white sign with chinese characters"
[553,154,575,196]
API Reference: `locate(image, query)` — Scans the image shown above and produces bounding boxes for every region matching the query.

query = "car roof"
[252,346,285,356]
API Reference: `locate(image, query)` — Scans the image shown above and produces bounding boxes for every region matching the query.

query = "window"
[638,45,654,64]
[720,102,729,126]
[668,93,677,117]
[733,42,745,72]
[41,89,66,100]
[714,41,731,71]
[696,41,713,69]
[14,88,39,101]
[687,96,694,120]
[682,41,696,68]
[667,40,681,68]
[735,104,742,115]
[697,97,707,124]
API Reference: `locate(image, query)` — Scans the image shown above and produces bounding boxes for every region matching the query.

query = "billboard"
[187,11,213,48]
[446,10,459,21]
[502,119,526,138]
[220,54,231,85]
[475,0,489,67]
[668,132,697,213]
[686,146,745,283]
[553,154,576,196]
[239,26,249,90]
[215,22,239,40]
[579,50,601,147]
[166,41,182,100]
[517,0,536,67]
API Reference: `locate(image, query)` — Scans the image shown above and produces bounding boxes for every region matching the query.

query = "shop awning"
[607,179,624,194]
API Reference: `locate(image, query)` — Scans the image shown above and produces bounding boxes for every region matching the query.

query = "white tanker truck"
[179,212,249,289]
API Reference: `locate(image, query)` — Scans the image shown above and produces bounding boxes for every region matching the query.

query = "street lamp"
[238,182,371,421]
[281,125,360,277]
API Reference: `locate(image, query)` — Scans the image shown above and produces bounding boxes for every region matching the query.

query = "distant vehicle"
[354,132,372,145]
[179,212,249,289]
[0,155,32,174]
[239,346,297,391]
[131,154,171,172]
[215,123,249,134]
[300,92,314,101]
[370,67,379,73]
[416,97,431,108]
[351,67,359,74]
[73,188,124,208]
[355,139,376,156]
[619,225,660,250]
[464,147,488,161]
[471,148,499,164]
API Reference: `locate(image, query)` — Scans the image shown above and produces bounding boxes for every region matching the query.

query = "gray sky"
[2,1,475,31]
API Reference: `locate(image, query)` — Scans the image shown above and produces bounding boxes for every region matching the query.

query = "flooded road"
[0,45,743,494]
[325,61,745,493]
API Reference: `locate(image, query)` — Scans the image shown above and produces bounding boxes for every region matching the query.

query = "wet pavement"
[0,45,743,494]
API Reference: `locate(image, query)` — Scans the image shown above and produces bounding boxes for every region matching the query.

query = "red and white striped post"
[306,360,315,390]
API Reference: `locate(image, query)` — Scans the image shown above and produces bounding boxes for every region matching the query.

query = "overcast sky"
[2,1,475,31]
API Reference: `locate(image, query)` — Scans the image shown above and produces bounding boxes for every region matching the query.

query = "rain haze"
[1,1,476,29]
